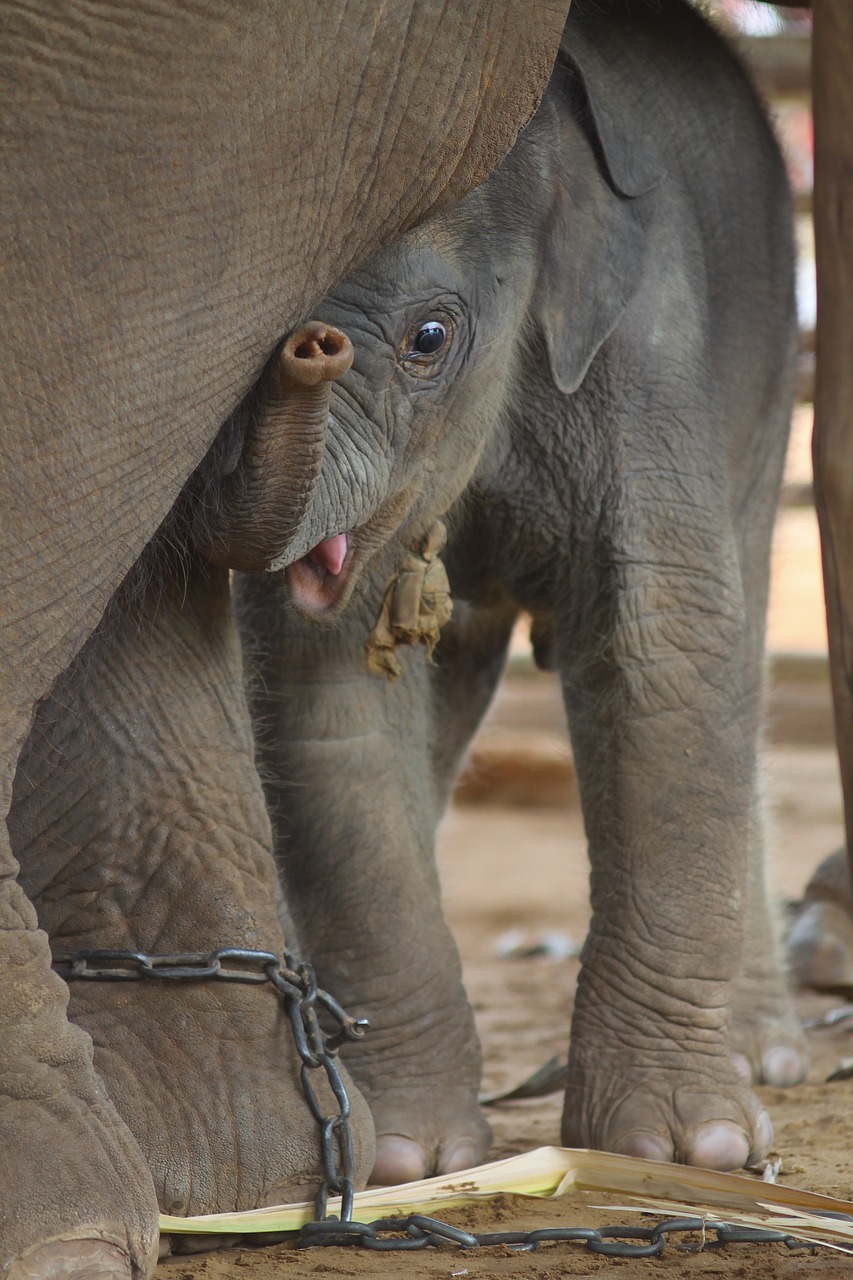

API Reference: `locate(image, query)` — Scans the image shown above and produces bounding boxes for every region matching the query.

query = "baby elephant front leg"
[559,515,774,1170]
[236,573,490,1184]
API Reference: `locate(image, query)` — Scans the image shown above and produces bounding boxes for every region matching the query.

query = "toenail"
[691,1123,750,1171]
[441,1140,480,1173]
[612,1131,671,1162]
[372,1135,427,1185]
[762,1046,805,1088]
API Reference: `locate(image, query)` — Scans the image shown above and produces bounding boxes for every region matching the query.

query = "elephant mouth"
[285,485,421,620]
[286,532,356,615]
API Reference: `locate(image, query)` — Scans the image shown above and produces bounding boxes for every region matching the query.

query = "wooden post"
[812,3,853,868]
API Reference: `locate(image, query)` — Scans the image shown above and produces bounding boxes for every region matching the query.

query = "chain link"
[50,946,847,1260]
[52,946,368,1221]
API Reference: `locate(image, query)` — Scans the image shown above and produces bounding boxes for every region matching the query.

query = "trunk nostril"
[294,340,318,359]
[293,334,343,360]
[280,320,354,387]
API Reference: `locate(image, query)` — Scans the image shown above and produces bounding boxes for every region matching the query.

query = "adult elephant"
[0,5,568,1278]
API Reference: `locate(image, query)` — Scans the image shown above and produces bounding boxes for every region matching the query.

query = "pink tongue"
[311,533,348,577]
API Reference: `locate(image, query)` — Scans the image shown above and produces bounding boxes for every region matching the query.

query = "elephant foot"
[0,1086,158,1280]
[68,977,375,1217]
[562,1061,771,1170]
[0,926,159,1280]
[8,1239,135,1280]
[726,887,809,1087]
[787,848,853,991]
[338,975,490,1184]
[373,1136,482,1184]
[366,1089,491,1184]
[562,988,772,1170]
[729,966,808,1088]
[9,554,376,1225]
[788,899,853,990]
[730,1004,808,1089]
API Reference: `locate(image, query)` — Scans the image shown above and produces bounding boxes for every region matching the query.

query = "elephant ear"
[558,30,666,201]
[534,36,666,395]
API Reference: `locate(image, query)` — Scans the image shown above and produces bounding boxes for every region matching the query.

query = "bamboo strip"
[159,1145,853,1246]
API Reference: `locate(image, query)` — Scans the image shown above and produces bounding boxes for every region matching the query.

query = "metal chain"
[296,1215,821,1257]
[52,946,368,1221]
[50,947,847,1260]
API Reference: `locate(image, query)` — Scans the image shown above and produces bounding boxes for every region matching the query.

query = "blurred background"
[716,1,820,658]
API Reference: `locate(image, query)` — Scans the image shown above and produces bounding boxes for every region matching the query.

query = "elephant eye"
[411,320,447,355]
[398,312,456,378]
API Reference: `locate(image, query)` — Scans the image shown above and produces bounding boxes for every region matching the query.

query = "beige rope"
[365,520,453,680]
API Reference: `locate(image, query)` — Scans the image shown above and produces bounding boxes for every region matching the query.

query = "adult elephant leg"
[0,744,158,1279]
[557,444,772,1171]
[9,555,374,1219]
[235,570,516,1183]
[812,3,853,980]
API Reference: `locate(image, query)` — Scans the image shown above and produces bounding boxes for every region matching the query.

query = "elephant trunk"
[198,321,354,573]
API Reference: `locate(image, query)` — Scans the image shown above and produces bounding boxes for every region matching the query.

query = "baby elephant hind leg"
[729,801,808,1088]
[9,555,374,1229]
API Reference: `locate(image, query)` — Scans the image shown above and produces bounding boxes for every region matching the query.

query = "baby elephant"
[236,0,804,1182]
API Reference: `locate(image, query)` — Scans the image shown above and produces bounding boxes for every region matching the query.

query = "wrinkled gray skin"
[0,3,569,1276]
[788,848,853,990]
[235,0,806,1184]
